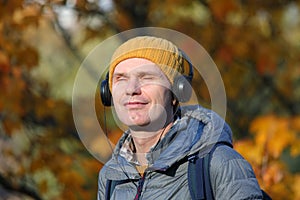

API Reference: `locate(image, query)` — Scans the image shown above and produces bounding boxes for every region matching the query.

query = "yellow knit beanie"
[108,36,185,91]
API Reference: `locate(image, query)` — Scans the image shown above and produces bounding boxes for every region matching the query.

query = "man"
[98,36,263,199]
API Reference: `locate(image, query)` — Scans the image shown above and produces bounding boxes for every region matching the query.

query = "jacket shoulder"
[210,145,263,199]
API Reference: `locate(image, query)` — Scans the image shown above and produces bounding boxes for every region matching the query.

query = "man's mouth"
[124,101,148,109]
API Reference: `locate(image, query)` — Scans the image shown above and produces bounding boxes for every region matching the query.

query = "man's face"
[111,58,174,132]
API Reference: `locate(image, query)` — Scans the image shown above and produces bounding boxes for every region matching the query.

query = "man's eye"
[141,75,157,80]
[143,76,153,80]
[115,76,127,81]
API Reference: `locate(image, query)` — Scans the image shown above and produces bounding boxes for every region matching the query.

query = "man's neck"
[130,123,173,166]
[130,122,173,164]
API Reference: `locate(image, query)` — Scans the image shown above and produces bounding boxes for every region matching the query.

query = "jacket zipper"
[134,173,146,200]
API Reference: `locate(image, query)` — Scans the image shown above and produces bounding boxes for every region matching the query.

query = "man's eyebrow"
[112,72,127,78]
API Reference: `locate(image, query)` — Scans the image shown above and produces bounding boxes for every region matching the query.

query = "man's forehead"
[113,58,163,74]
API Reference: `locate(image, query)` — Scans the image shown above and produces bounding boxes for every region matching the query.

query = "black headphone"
[100,72,112,106]
[100,50,193,106]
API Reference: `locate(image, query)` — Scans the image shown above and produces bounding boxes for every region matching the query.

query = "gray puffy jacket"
[98,105,263,200]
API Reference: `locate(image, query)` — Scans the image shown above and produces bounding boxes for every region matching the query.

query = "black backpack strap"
[105,179,113,200]
[188,154,205,200]
[105,179,131,200]
[188,142,233,200]
[203,152,213,200]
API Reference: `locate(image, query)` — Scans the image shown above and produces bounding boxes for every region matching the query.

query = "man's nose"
[126,78,141,95]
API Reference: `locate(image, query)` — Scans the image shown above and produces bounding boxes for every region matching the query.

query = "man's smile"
[124,100,148,109]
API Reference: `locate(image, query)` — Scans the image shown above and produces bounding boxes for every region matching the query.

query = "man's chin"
[128,124,162,139]
[127,121,150,130]
[129,121,166,132]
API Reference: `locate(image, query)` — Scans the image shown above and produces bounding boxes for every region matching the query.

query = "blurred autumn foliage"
[0,0,300,199]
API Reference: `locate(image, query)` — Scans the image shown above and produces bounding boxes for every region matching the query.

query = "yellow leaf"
[250,115,296,158]
[267,117,295,158]
[234,139,263,166]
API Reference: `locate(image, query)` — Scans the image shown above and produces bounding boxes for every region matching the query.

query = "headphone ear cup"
[172,75,192,103]
[100,79,112,106]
